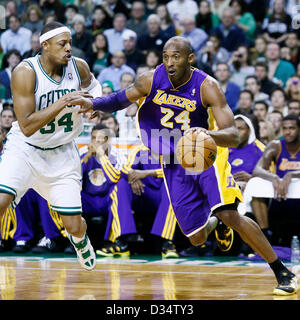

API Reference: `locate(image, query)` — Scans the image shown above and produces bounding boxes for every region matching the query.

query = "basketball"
[175,131,217,173]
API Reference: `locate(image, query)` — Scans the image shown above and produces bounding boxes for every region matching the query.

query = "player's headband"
[40,27,71,44]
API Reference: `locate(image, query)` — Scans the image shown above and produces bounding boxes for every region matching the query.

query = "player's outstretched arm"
[72,70,154,115]
[201,76,240,147]
[11,62,92,137]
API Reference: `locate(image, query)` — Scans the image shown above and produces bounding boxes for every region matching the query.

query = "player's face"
[282,120,299,143]
[91,130,107,147]
[235,119,250,146]
[162,45,194,83]
[46,32,72,65]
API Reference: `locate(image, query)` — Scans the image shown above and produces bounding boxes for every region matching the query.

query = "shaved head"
[163,36,193,56]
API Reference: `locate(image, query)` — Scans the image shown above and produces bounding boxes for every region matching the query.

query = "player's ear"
[188,53,195,65]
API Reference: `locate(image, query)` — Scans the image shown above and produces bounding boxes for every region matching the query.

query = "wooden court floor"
[0,255,299,300]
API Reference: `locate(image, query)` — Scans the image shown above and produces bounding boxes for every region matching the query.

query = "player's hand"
[272,176,286,201]
[184,127,209,136]
[233,171,252,182]
[128,170,147,184]
[281,172,292,200]
[130,180,145,196]
[65,91,94,114]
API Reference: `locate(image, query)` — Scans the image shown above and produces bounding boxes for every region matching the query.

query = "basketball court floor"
[0,253,299,300]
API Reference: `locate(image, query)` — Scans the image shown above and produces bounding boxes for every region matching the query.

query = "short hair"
[164,36,193,55]
[1,106,16,118]
[40,21,65,36]
[101,113,119,126]
[245,75,261,86]
[254,100,268,111]
[288,99,300,106]
[216,62,230,71]
[255,61,268,72]
[271,110,284,119]
[270,87,287,100]
[283,114,300,127]
[240,89,254,101]
[92,122,114,138]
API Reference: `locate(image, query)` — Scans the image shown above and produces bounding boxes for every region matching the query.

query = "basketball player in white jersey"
[0,22,102,270]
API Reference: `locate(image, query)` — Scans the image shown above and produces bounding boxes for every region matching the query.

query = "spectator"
[0,14,32,56]
[137,14,168,54]
[87,5,112,35]
[0,125,6,154]
[180,16,208,54]
[212,7,246,52]
[253,101,269,121]
[269,88,288,116]
[97,50,135,91]
[156,4,176,39]
[145,0,159,17]
[280,46,292,63]
[230,0,256,45]
[136,64,151,77]
[285,32,300,68]
[244,75,269,104]
[64,4,78,29]
[5,0,18,19]
[145,49,161,70]
[229,45,255,87]
[40,0,65,23]
[258,119,276,145]
[214,62,240,111]
[0,106,16,134]
[244,0,266,25]
[101,113,120,137]
[262,0,292,46]
[43,12,57,26]
[234,90,254,116]
[122,29,145,72]
[23,4,44,33]
[104,13,130,54]
[255,61,279,96]
[102,80,114,96]
[100,0,130,19]
[267,110,284,140]
[22,32,41,60]
[248,115,300,245]
[126,1,148,37]
[166,0,199,32]
[88,33,111,78]
[288,100,300,117]
[285,76,300,101]
[265,42,296,89]
[195,0,220,35]
[71,14,94,60]
[0,50,21,100]
[210,0,231,19]
[196,35,230,75]
[251,36,267,64]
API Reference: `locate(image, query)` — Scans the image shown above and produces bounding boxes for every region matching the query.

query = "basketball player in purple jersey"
[70,36,297,295]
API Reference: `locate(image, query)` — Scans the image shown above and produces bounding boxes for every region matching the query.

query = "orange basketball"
[175,131,217,173]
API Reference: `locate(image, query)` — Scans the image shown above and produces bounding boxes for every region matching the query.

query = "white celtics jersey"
[11,55,83,148]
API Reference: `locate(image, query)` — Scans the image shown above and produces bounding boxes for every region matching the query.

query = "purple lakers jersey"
[137,64,209,155]
[276,140,300,178]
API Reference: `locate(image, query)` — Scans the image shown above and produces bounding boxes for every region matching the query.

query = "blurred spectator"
[245,0,266,26]
[102,80,114,95]
[104,13,130,54]
[87,5,112,35]
[280,46,292,63]
[137,14,168,54]
[5,0,18,18]
[210,0,231,19]
[97,50,135,91]
[22,33,41,59]
[196,35,229,75]
[258,119,276,144]
[285,32,300,68]
[18,0,34,20]
[122,29,145,72]
[166,0,199,32]
[145,0,158,17]
[244,75,269,104]
[40,0,66,23]
[136,64,151,77]
[0,125,6,154]
[234,89,254,116]
[285,75,300,101]
[64,4,78,29]
[71,14,94,60]
[145,49,161,70]
[267,110,284,139]
[212,7,246,52]
[195,0,220,35]
[288,99,300,117]
[269,88,288,116]
[88,33,111,78]
[229,45,255,87]
[126,1,147,37]
[156,4,176,39]
[250,36,267,64]
[23,4,44,33]
[262,0,292,46]
[0,106,16,134]
[0,50,21,100]
[230,0,256,45]
[100,0,130,19]
[43,12,57,25]
[101,113,119,137]
[180,16,208,54]
[0,14,32,56]
[254,61,278,95]
[253,101,269,121]
[215,62,240,111]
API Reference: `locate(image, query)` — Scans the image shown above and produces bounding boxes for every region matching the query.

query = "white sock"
[68,232,85,243]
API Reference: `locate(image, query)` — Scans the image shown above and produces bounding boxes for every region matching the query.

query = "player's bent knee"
[217,210,240,230]
[0,192,14,217]
[189,231,207,246]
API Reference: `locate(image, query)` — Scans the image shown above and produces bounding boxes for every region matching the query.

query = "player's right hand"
[65,90,94,114]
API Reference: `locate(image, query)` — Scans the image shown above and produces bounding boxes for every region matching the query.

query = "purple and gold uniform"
[276,140,300,178]
[136,64,242,237]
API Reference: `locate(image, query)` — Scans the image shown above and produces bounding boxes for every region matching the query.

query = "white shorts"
[0,133,82,215]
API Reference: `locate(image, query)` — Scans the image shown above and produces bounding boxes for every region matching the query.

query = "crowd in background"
[0,0,300,259]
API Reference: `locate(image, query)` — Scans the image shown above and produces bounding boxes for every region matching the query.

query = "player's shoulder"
[253,139,266,152]
[72,56,89,73]
[12,60,35,80]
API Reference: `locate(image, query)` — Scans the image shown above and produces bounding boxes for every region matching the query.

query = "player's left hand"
[128,170,147,184]
[65,90,94,114]
[233,171,252,182]
[130,180,145,196]
[184,127,209,136]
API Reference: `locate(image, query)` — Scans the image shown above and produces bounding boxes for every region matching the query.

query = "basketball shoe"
[161,240,179,259]
[273,270,298,295]
[215,219,234,252]
[96,238,130,257]
[68,233,96,271]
